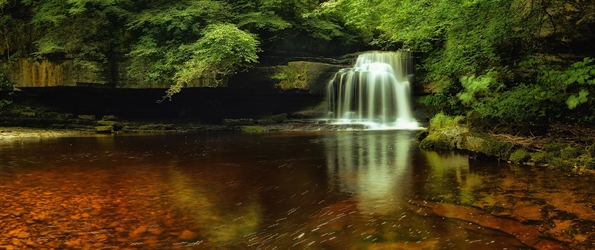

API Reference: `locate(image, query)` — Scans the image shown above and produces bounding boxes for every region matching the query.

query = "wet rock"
[148,227,164,236]
[178,229,199,241]
[130,226,148,237]
[408,200,568,249]
[512,202,544,222]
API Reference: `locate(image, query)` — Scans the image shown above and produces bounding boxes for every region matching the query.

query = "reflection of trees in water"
[167,164,262,245]
[324,131,413,214]
[422,150,483,203]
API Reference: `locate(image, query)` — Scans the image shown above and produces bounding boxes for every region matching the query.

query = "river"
[1,130,593,249]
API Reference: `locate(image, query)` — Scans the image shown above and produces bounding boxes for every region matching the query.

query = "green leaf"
[566,89,589,109]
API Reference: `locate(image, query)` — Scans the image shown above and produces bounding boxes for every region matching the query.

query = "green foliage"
[474,84,553,124]
[159,23,260,101]
[428,112,465,131]
[232,1,291,32]
[566,89,589,110]
[540,57,595,110]
[457,70,503,106]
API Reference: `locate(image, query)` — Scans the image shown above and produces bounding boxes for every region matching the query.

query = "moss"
[509,149,530,163]
[78,115,96,120]
[240,126,267,133]
[549,157,574,170]
[530,151,555,164]
[559,146,585,160]
[97,120,123,131]
[542,143,566,153]
[101,115,118,121]
[138,124,175,130]
[95,126,113,133]
[584,158,595,170]
[416,130,429,141]
[419,133,455,149]
[256,118,275,125]
[463,132,513,159]
[588,143,595,157]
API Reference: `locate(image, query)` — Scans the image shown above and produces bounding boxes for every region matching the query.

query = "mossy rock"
[530,151,555,164]
[101,115,118,121]
[78,115,96,120]
[584,158,595,170]
[542,143,566,153]
[419,133,456,149]
[96,120,123,131]
[588,143,595,157]
[509,149,530,163]
[458,132,513,159]
[559,146,585,160]
[549,157,574,170]
[270,113,288,123]
[138,124,175,130]
[256,118,276,125]
[95,126,113,133]
[241,126,267,133]
[416,130,429,141]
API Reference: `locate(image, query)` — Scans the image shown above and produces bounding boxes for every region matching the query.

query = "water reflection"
[325,131,413,214]
[1,132,592,249]
[166,165,261,245]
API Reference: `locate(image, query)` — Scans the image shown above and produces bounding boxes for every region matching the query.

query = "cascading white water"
[327,51,419,129]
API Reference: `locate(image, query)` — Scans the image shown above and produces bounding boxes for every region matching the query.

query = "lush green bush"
[428,112,465,131]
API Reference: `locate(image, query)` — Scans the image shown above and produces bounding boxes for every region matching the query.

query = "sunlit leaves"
[158,23,260,101]
[175,23,260,84]
[566,89,589,109]
[457,71,502,106]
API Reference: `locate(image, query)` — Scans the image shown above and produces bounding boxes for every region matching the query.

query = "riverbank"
[0,127,91,141]
[417,113,595,174]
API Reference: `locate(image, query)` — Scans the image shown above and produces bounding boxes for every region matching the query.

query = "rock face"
[6,59,109,88]
[228,61,344,95]
[5,56,346,93]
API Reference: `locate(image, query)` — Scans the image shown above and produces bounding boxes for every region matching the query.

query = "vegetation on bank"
[419,113,595,173]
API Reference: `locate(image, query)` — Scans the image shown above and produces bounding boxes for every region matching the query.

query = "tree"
[160,23,261,102]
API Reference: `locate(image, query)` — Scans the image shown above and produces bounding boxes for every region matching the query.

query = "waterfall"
[326,51,419,130]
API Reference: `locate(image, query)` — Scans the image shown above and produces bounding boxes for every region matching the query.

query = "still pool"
[1,131,594,249]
